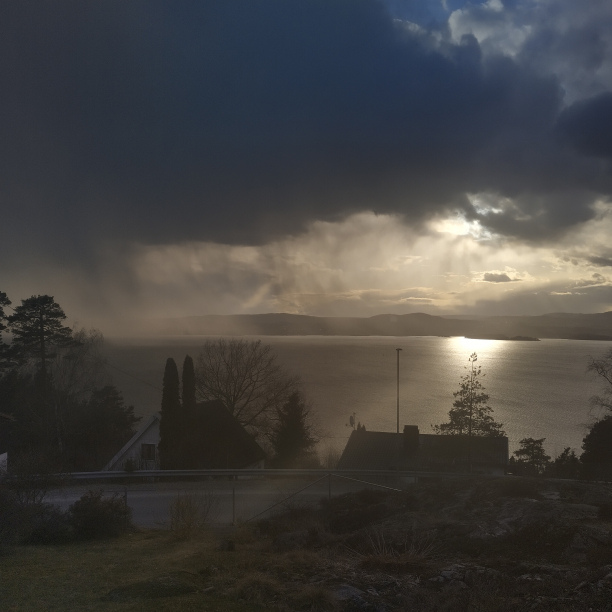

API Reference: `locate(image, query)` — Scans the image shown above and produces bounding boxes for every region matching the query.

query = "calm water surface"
[104,336,611,456]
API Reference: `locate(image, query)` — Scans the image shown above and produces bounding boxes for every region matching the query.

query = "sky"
[2,0,612,330]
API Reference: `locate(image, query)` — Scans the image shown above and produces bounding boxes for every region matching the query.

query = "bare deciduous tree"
[587,348,612,413]
[195,339,300,432]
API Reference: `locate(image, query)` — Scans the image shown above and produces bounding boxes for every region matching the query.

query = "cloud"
[587,255,612,267]
[2,0,612,276]
[482,272,519,283]
[557,92,612,159]
[447,0,612,104]
[4,1,612,324]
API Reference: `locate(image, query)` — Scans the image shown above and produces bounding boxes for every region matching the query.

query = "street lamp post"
[396,348,402,434]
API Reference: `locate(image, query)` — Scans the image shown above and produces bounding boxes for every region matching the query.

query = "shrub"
[547,447,581,479]
[7,449,62,508]
[0,487,20,548]
[347,527,441,573]
[69,489,132,539]
[168,490,218,540]
[21,504,73,545]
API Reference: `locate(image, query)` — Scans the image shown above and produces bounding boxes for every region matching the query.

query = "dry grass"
[168,490,219,540]
[345,526,442,573]
[0,530,261,612]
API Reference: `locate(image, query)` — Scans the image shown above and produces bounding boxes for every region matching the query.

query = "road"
[45,476,407,527]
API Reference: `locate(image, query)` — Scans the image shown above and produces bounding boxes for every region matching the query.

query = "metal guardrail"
[56,468,500,480]
[61,468,413,479]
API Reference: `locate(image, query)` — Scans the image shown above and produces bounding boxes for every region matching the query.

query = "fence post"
[232,486,236,526]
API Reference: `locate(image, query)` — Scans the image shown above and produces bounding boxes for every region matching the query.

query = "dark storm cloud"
[1,0,612,268]
[482,272,517,283]
[587,255,612,268]
[557,93,612,159]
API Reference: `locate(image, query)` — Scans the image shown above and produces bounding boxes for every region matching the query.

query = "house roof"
[337,431,403,470]
[337,428,509,471]
[103,414,159,471]
[191,400,266,468]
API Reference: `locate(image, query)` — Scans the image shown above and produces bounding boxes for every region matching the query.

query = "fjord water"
[104,336,610,456]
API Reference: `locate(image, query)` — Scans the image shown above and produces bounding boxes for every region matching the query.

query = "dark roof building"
[190,400,266,469]
[337,425,508,475]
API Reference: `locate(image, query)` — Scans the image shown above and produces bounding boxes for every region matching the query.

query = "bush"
[168,491,218,540]
[21,504,73,545]
[547,447,581,479]
[69,490,132,539]
[0,487,20,548]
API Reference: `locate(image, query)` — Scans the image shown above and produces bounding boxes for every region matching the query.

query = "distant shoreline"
[114,311,612,341]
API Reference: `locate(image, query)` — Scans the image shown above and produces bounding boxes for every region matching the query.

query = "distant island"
[136,311,612,341]
[466,335,539,341]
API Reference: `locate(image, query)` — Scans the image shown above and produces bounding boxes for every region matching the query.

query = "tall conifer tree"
[158,357,182,469]
[181,355,197,467]
[182,355,196,410]
[271,391,318,468]
[7,295,76,386]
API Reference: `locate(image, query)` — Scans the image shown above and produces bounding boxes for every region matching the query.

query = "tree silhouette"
[587,348,612,412]
[182,355,196,411]
[0,291,9,332]
[70,385,141,471]
[195,339,300,432]
[0,291,14,373]
[511,437,551,476]
[158,357,182,469]
[548,447,581,479]
[7,295,76,386]
[433,353,505,437]
[181,355,197,466]
[581,349,612,479]
[270,391,318,468]
[432,352,504,473]
[581,416,612,480]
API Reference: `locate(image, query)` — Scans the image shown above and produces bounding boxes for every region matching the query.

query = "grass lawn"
[0,528,270,612]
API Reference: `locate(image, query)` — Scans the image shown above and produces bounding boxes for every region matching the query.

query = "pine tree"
[549,447,581,479]
[511,437,551,476]
[433,353,505,437]
[7,295,76,386]
[158,357,182,469]
[270,391,318,468]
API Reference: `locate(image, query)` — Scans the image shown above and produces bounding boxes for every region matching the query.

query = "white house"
[103,415,160,471]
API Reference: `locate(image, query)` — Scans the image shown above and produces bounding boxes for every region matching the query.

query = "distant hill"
[145,311,612,340]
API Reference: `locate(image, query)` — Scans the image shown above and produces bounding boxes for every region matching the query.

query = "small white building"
[103,415,160,471]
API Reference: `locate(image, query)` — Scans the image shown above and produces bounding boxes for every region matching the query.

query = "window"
[141,443,156,461]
